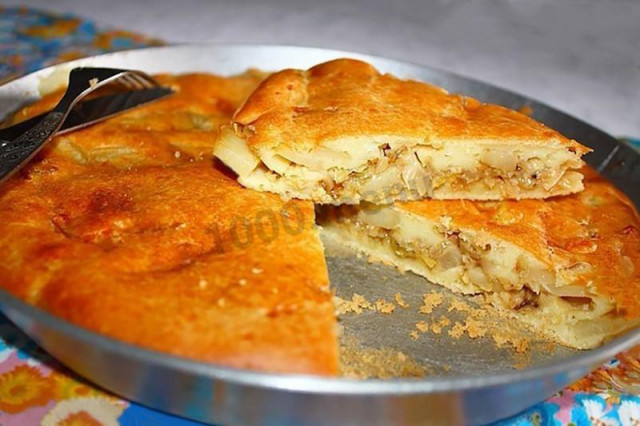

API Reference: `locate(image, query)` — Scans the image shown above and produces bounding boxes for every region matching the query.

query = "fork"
[0,68,163,184]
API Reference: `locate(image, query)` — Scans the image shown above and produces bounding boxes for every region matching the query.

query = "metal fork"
[0,68,163,184]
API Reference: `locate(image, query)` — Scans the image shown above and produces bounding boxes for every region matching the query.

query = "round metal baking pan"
[0,45,638,426]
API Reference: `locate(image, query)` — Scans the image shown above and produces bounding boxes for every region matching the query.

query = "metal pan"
[0,44,638,426]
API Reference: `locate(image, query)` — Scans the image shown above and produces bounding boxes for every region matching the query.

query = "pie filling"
[318,204,635,349]
[214,127,584,204]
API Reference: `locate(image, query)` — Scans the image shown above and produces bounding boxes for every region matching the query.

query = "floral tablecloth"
[1,6,639,426]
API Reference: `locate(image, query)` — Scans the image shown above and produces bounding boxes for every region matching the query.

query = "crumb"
[430,324,443,335]
[334,293,374,315]
[339,335,427,378]
[415,321,429,333]
[374,299,395,314]
[251,267,263,274]
[448,321,465,338]
[394,292,409,308]
[448,299,472,313]
[464,318,487,339]
[419,292,443,314]
[354,294,373,310]
[198,279,208,289]
[410,330,420,340]
[217,297,226,307]
[491,331,530,353]
[431,316,451,334]
[174,150,181,159]
[238,278,247,286]
[352,294,373,313]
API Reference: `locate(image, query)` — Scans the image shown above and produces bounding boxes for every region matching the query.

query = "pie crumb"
[431,316,451,334]
[419,292,443,314]
[333,293,374,315]
[374,298,395,314]
[340,336,428,378]
[448,321,465,338]
[464,318,487,338]
[394,292,409,308]
[448,299,472,312]
[491,331,530,353]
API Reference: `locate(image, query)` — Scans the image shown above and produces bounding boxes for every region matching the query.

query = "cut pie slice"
[319,167,640,349]
[215,58,589,204]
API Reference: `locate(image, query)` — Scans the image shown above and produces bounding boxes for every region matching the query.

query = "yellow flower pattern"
[0,364,53,413]
[41,397,125,426]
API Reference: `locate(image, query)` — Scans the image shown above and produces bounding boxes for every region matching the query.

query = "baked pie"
[215,59,589,204]
[0,73,338,375]
[11,72,267,166]
[0,61,637,379]
[320,167,640,349]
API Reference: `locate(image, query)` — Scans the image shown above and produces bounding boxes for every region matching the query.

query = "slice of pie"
[319,167,640,349]
[0,73,338,375]
[215,58,589,204]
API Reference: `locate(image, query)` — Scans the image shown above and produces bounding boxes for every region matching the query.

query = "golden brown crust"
[222,59,589,204]
[234,58,589,154]
[0,73,339,375]
[13,72,267,166]
[397,166,640,317]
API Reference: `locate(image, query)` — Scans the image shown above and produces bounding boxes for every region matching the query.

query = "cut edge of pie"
[318,169,640,349]
[214,58,589,205]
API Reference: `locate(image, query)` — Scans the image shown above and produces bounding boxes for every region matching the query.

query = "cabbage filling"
[214,127,583,204]
[317,203,632,350]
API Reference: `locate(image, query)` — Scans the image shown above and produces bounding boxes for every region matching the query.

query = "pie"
[215,59,589,204]
[319,167,640,349]
[0,73,338,375]
[10,71,268,166]
[0,62,637,379]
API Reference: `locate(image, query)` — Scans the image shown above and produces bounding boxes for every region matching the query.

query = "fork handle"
[0,111,65,184]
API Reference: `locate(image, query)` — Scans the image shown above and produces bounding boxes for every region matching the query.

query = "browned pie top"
[12,72,268,166]
[398,167,640,316]
[0,72,339,375]
[233,58,589,155]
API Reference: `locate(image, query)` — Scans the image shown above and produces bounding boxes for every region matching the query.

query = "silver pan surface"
[0,44,638,426]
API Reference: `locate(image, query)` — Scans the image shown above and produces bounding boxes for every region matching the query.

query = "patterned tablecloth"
[0,6,639,426]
